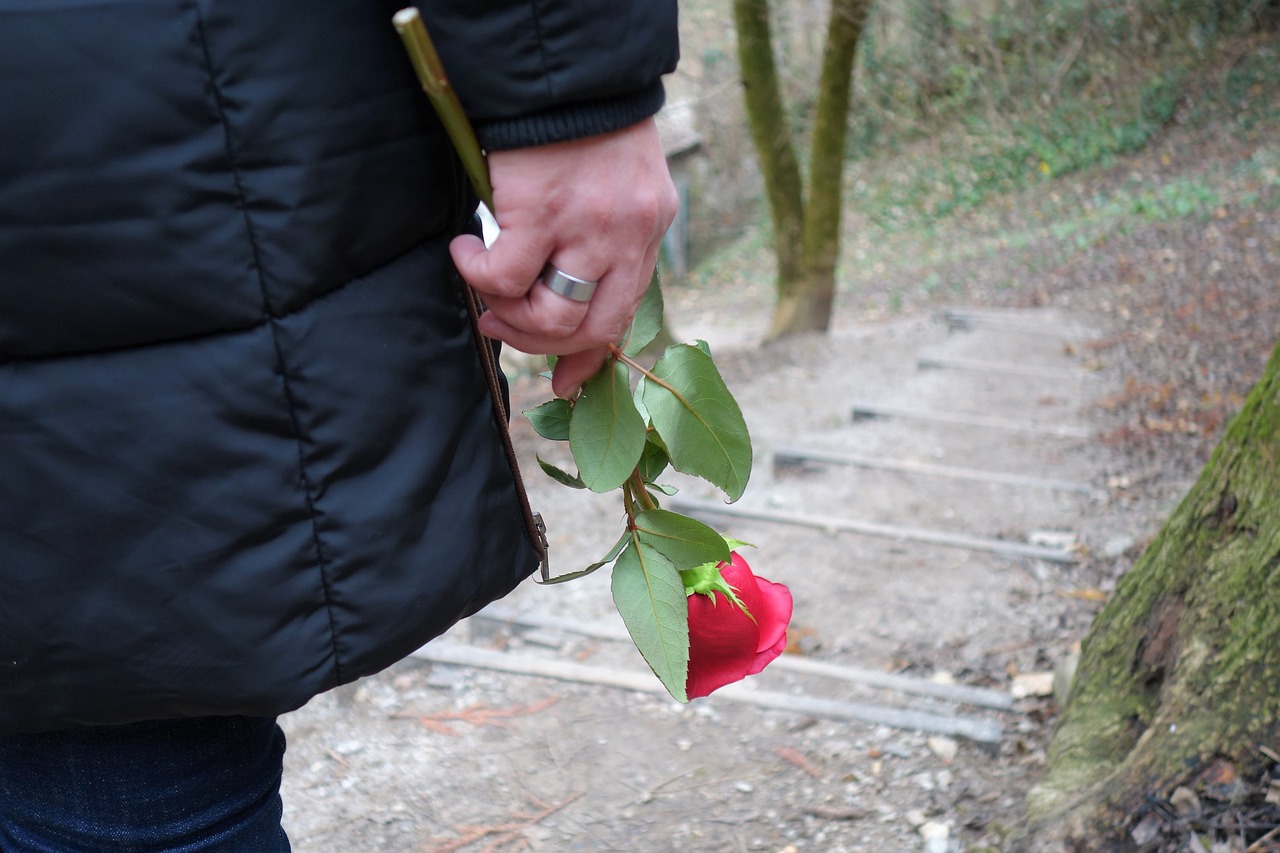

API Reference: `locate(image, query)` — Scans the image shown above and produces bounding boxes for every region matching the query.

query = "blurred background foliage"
[671,0,1279,310]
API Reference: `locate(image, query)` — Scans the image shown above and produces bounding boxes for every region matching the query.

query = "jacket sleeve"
[415,0,679,150]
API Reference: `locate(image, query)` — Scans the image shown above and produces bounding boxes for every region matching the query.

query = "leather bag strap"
[460,281,550,571]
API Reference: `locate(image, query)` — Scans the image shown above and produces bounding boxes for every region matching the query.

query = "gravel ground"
[277,47,1280,853]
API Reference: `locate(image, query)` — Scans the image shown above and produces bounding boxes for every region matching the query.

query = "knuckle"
[497,276,534,298]
[662,184,680,222]
[633,182,679,234]
[590,318,628,345]
[476,278,522,299]
[539,313,584,339]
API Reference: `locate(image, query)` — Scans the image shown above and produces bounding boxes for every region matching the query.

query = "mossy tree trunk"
[1018,340,1280,848]
[732,0,871,339]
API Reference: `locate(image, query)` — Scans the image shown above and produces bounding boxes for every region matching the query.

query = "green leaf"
[537,457,586,489]
[692,339,712,356]
[633,509,730,570]
[637,344,753,501]
[637,432,670,483]
[595,529,632,567]
[537,531,629,584]
[537,564,602,584]
[525,398,572,441]
[621,268,665,357]
[570,359,647,492]
[611,539,689,702]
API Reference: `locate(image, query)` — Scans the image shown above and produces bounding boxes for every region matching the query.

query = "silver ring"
[540,264,598,303]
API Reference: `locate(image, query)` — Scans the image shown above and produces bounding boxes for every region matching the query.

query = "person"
[0,0,679,848]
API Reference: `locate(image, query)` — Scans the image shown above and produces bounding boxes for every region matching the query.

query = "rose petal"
[686,590,760,699]
[718,554,792,655]
[750,577,793,656]
[685,552,793,699]
[744,637,786,677]
[718,552,764,617]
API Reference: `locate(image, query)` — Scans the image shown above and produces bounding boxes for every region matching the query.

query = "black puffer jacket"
[0,0,677,732]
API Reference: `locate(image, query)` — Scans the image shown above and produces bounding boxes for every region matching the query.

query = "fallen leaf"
[1059,588,1108,602]
[398,696,559,736]
[1011,672,1056,699]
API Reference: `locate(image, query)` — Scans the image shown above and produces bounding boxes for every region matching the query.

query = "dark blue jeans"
[0,716,289,852]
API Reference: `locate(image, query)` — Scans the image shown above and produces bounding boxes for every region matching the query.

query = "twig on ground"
[395,696,558,736]
[1247,824,1280,852]
[802,805,870,821]
[775,746,823,779]
[422,791,584,853]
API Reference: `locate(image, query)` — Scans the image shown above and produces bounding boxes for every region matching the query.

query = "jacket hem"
[474,81,666,151]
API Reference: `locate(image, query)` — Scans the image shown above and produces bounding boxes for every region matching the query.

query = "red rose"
[685,551,793,699]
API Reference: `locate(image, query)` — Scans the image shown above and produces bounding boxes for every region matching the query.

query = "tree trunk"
[733,0,804,296]
[783,0,870,339]
[1017,340,1280,848]
[734,0,869,340]
[770,267,837,338]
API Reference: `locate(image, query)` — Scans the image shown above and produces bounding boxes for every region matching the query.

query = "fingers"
[449,118,679,391]
[450,218,554,301]
[475,239,657,362]
[474,282,591,343]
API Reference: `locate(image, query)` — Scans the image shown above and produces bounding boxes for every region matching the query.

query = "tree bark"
[733,0,870,339]
[1017,340,1280,848]
[769,268,837,337]
[786,0,870,339]
[732,0,805,296]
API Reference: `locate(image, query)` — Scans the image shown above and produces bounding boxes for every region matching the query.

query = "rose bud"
[683,551,793,700]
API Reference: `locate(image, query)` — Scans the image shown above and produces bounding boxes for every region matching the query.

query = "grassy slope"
[681,29,1277,308]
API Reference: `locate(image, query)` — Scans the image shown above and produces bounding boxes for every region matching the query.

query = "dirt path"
[278,302,1140,852]
[277,82,1279,850]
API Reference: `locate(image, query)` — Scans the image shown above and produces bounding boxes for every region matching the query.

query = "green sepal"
[679,561,754,622]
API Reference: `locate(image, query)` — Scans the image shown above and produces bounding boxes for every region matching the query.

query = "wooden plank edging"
[476,606,1015,711]
[773,446,1106,498]
[667,497,1079,563]
[850,401,1093,439]
[411,642,1004,743]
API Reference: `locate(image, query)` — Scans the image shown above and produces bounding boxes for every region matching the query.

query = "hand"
[449,118,678,398]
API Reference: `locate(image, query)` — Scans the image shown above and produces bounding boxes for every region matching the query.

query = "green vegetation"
[684,0,1279,321]
[842,0,1279,227]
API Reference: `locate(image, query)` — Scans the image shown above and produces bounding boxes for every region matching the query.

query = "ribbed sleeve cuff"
[474,80,666,152]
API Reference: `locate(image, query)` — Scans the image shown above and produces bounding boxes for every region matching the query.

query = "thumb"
[551,347,610,399]
[449,233,488,284]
